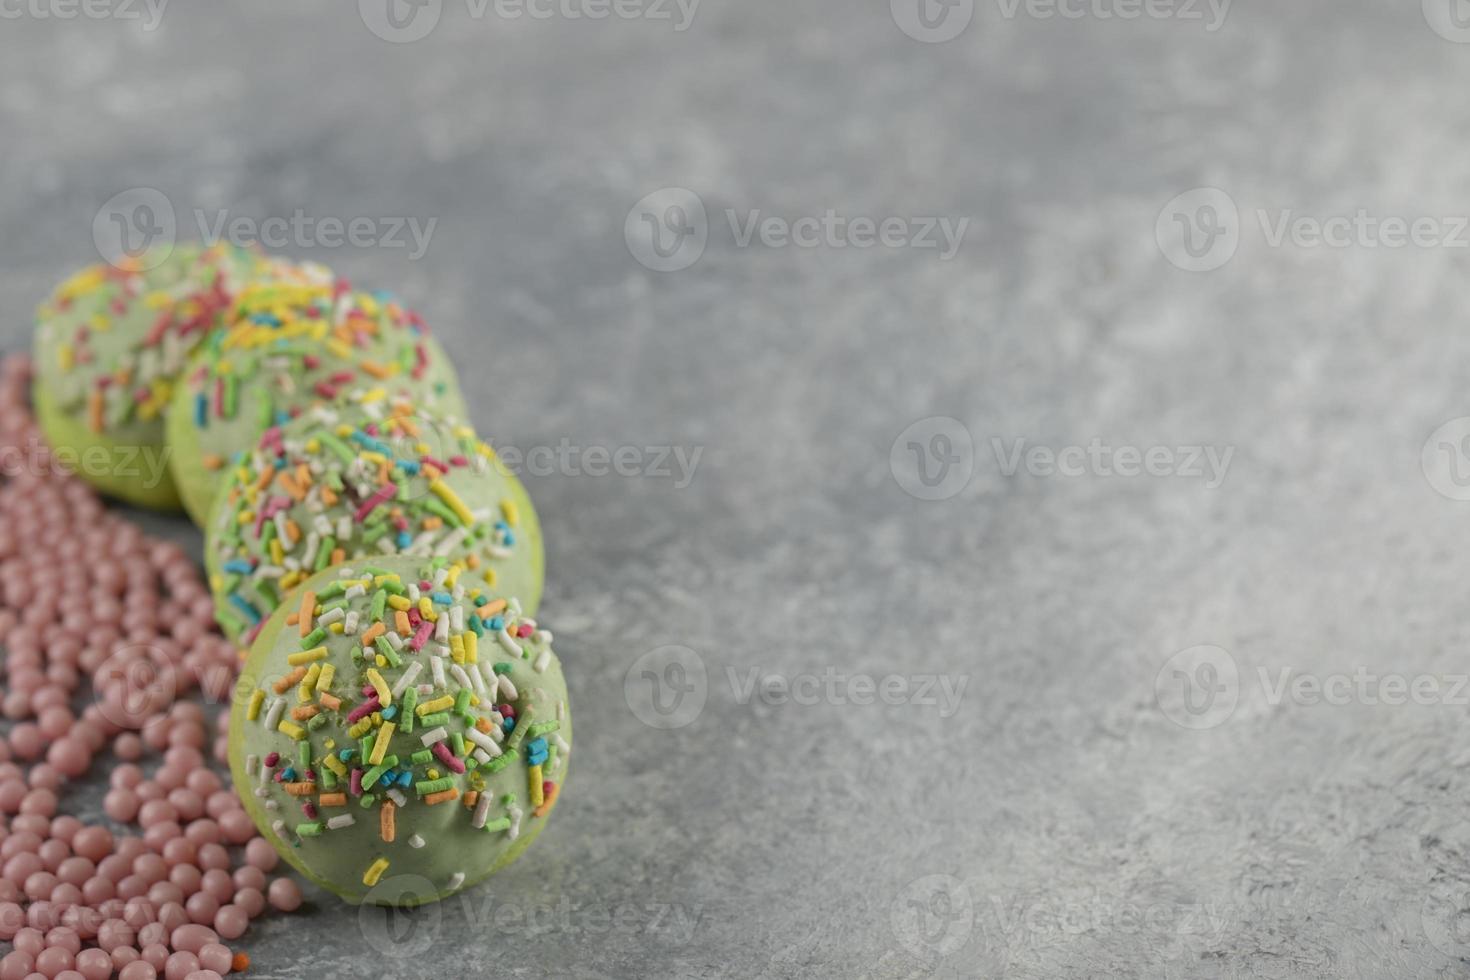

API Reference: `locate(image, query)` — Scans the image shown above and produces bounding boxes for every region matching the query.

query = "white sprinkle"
[337,565,356,579]
[450,664,474,694]
[509,597,523,616]
[408,583,420,602]
[420,727,449,746]
[264,800,278,811]
[387,789,407,807]
[498,628,521,656]
[447,872,465,891]
[327,815,355,830]
[273,512,294,550]
[533,649,550,673]
[245,754,259,776]
[499,676,518,702]
[433,526,469,557]
[435,614,450,643]
[408,834,426,849]
[432,567,448,589]
[272,820,287,837]
[553,733,570,756]
[534,629,553,645]
[344,583,366,600]
[376,537,396,554]
[391,661,423,698]
[336,515,352,540]
[317,606,345,625]
[472,793,492,829]
[343,610,360,635]
[450,606,464,632]
[253,788,267,799]
[472,749,488,764]
[264,698,285,731]
[508,806,522,842]
[466,660,486,696]
[464,727,501,755]
[479,663,499,701]
[430,656,446,689]
[384,630,404,651]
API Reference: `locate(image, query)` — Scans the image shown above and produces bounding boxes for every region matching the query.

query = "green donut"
[166,279,468,525]
[31,243,302,509]
[204,396,543,644]
[228,555,571,906]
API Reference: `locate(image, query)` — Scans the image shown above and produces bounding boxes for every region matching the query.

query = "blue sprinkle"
[227,593,262,624]
[382,705,398,721]
[488,617,504,631]
[193,393,207,428]
[431,591,452,605]
[222,559,255,574]
[501,717,516,735]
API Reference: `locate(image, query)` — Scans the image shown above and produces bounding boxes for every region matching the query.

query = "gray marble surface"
[6,0,1470,976]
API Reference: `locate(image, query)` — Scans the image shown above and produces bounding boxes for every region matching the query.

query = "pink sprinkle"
[449,455,469,467]
[421,456,450,474]
[354,484,397,523]
[304,354,321,370]
[346,698,381,724]
[350,769,363,797]
[302,803,317,820]
[409,620,432,652]
[516,624,534,639]
[264,753,280,768]
[431,742,465,774]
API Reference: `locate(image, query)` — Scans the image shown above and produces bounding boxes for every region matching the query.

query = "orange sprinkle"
[290,705,319,721]
[422,516,443,531]
[298,590,316,637]
[283,782,317,796]
[330,547,345,565]
[272,667,307,694]
[534,782,559,818]
[381,800,396,842]
[321,486,338,506]
[474,717,495,734]
[231,952,250,973]
[361,622,385,645]
[462,791,479,809]
[318,793,348,807]
[359,359,392,379]
[285,519,301,544]
[424,788,460,806]
[393,610,411,635]
[480,598,508,617]
[318,692,341,710]
[285,612,300,626]
[87,390,103,434]
[276,471,302,501]
[202,454,225,471]
[296,462,311,488]
[255,463,276,492]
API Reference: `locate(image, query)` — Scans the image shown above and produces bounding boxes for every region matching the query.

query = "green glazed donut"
[228,555,571,906]
[166,278,468,525]
[204,396,543,644]
[31,243,306,509]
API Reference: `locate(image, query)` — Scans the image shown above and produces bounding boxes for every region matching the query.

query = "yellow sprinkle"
[529,764,544,806]
[315,663,335,693]
[247,689,265,721]
[417,696,454,716]
[363,858,389,887]
[429,478,475,526]
[323,755,348,778]
[500,498,519,526]
[450,634,465,664]
[277,721,305,740]
[367,667,391,705]
[269,539,284,566]
[369,723,395,765]
[387,594,411,611]
[329,621,345,634]
[287,647,328,666]
[375,655,387,668]
[417,596,433,619]
[465,630,477,664]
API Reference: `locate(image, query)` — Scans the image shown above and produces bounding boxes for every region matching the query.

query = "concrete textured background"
[5,0,1470,976]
